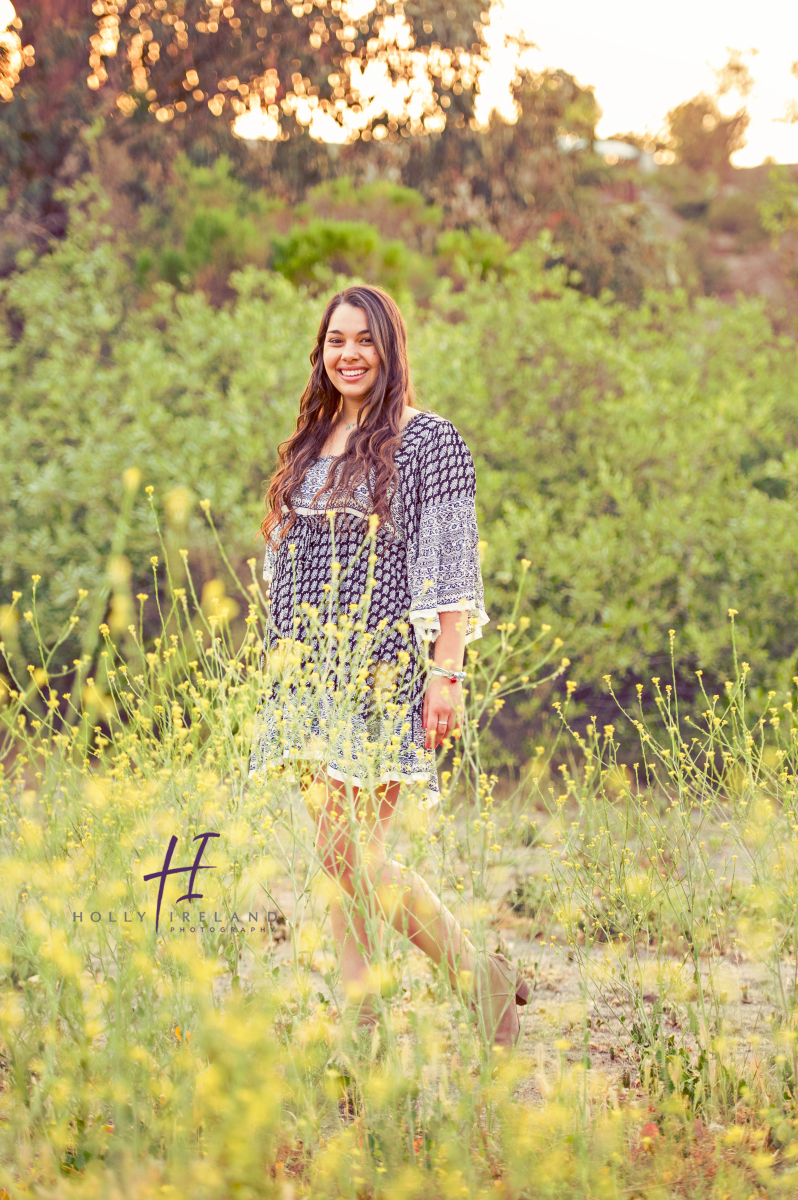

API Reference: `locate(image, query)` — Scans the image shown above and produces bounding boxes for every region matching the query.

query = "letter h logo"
[143,832,219,932]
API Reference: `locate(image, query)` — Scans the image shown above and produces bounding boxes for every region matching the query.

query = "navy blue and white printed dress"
[248,411,489,808]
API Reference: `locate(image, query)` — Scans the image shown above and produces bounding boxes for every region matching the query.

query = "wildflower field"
[3,509,798,1199]
[3,187,798,1198]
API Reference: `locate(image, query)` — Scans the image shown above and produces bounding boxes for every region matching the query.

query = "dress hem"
[248,752,441,809]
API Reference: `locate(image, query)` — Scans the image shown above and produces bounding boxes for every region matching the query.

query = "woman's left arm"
[423,609,467,749]
[406,419,490,749]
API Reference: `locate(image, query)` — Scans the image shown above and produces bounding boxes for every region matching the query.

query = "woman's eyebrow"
[327,328,371,336]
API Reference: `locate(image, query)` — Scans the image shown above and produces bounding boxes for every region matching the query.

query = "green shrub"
[0,183,312,682]
[707,192,766,247]
[3,183,798,720]
[159,246,190,289]
[135,163,442,300]
[136,153,280,291]
[271,218,382,284]
[759,165,798,242]
[184,205,260,272]
[417,245,798,709]
[435,228,510,279]
[302,176,444,251]
[269,217,433,299]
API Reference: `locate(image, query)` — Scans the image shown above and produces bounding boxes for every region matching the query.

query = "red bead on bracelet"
[429,665,466,684]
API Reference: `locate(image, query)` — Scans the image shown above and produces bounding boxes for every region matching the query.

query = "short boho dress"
[248,410,489,808]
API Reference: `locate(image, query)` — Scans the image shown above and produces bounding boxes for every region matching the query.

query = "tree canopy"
[665,93,749,175]
[1,0,489,259]
[97,0,486,145]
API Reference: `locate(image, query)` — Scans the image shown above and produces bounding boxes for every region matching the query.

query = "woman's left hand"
[423,675,462,750]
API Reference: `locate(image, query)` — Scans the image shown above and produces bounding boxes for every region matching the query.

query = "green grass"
[2,513,798,1198]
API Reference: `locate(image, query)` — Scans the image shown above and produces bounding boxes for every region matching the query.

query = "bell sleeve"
[406,419,490,649]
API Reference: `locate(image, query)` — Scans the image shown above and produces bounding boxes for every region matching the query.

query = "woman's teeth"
[340,368,366,378]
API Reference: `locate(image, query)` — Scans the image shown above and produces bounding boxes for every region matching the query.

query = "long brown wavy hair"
[261,284,416,549]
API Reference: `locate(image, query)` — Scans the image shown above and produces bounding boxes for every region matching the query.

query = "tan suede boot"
[471,953,530,1048]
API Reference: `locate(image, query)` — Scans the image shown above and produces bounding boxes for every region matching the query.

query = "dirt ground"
[202,787,790,1109]
[227,872,783,1108]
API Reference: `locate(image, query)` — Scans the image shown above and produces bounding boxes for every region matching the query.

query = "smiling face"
[322,303,382,404]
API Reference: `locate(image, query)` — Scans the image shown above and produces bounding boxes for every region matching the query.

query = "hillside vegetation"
[3,181,798,757]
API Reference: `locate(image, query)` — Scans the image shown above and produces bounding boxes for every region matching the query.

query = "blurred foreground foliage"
[2,180,798,740]
[2,552,798,1196]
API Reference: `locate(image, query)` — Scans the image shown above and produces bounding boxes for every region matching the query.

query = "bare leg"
[329,894,370,989]
[302,771,377,998]
[311,770,477,990]
[299,768,521,1046]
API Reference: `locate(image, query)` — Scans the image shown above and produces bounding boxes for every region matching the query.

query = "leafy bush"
[269,218,432,299]
[134,160,439,300]
[759,166,798,242]
[0,183,313,681]
[271,218,382,283]
[135,153,278,293]
[416,247,798,710]
[301,177,444,252]
[2,183,798,725]
[435,228,510,280]
[707,192,766,247]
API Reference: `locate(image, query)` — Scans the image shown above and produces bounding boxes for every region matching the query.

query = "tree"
[330,68,668,302]
[331,68,601,232]
[665,93,748,175]
[92,0,486,144]
[0,2,100,268]
[1,1,489,266]
[0,2,29,102]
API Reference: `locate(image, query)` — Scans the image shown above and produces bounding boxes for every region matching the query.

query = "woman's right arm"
[263,539,277,601]
[263,512,286,603]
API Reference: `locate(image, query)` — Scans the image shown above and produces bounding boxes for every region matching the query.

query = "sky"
[478,0,798,165]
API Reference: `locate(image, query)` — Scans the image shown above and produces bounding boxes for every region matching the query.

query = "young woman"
[250,284,529,1047]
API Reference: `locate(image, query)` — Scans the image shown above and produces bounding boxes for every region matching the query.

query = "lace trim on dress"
[250,751,440,809]
[408,601,491,649]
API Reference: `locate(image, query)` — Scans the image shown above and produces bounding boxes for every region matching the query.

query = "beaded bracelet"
[428,664,467,684]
